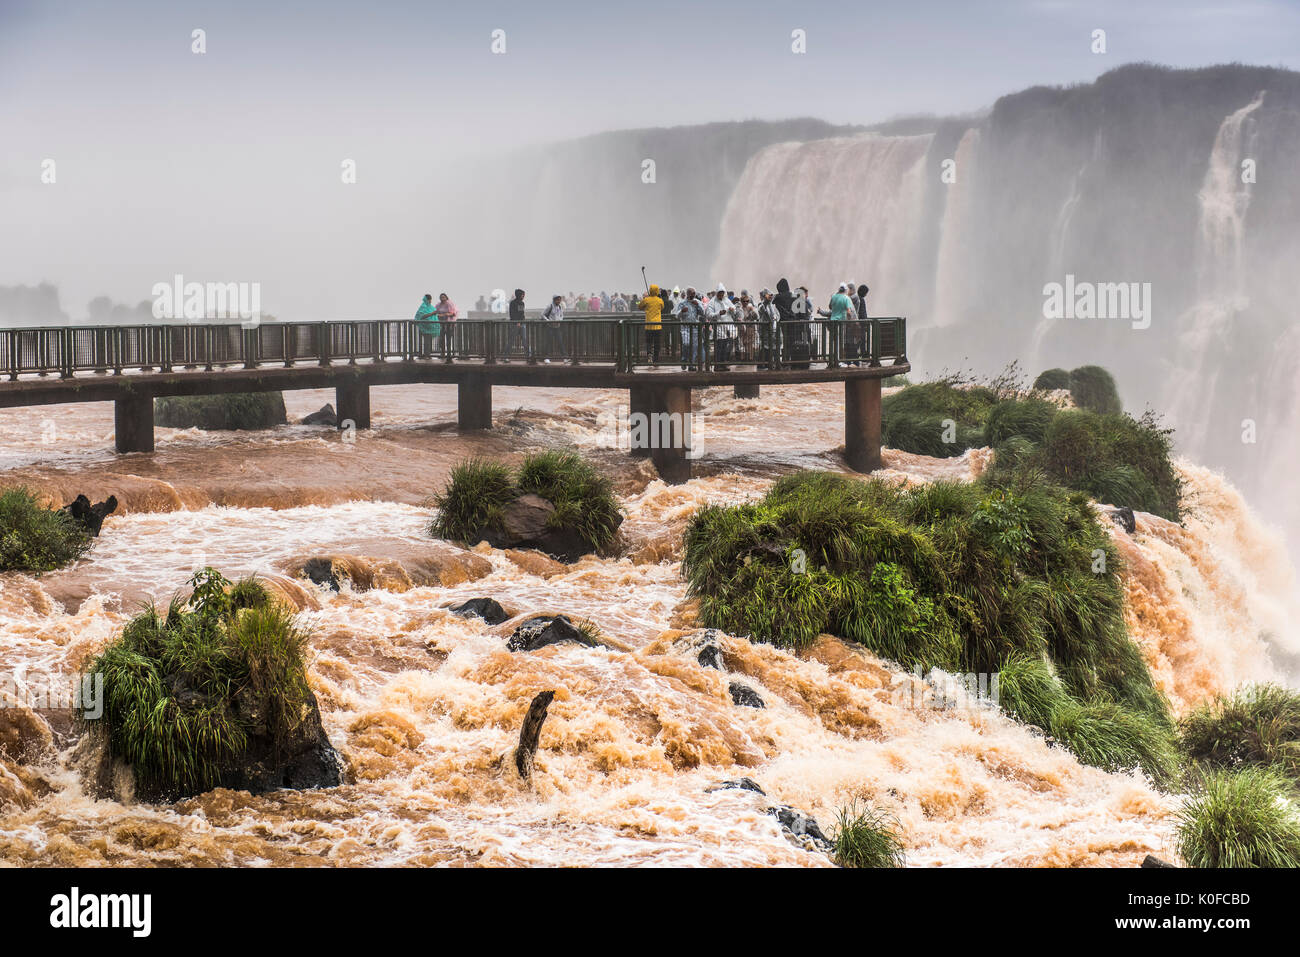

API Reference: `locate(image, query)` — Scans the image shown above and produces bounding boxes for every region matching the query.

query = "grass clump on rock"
[82,567,338,800]
[832,800,906,868]
[1032,367,1072,391]
[430,451,622,559]
[880,376,999,458]
[0,486,93,572]
[1180,684,1300,781]
[154,392,288,431]
[682,470,1177,783]
[1175,768,1300,868]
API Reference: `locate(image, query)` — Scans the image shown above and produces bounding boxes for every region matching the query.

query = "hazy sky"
[3,0,1298,317]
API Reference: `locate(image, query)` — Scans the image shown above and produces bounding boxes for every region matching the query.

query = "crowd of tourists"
[415,278,873,368]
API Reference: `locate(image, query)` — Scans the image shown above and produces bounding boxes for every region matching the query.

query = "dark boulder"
[697,629,724,670]
[476,493,610,562]
[301,557,341,591]
[450,597,509,625]
[729,681,765,708]
[60,494,118,537]
[1140,854,1177,868]
[706,777,766,796]
[769,805,834,855]
[506,614,598,653]
[301,403,338,427]
[1106,506,1137,534]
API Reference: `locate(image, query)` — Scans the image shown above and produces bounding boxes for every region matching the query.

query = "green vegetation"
[1180,684,1300,781]
[882,367,1180,519]
[154,392,288,431]
[429,458,516,543]
[999,653,1173,777]
[682,470,1177,783]
[430,451,622,553]
[1032,368,1071,391]
[1031,365,1123,414]
[0,486,93,572]
[880,376,1001,458]
[1066,365,1123,415]
[83,568,315,798]
[832,800,906,868]
[1175,768,1300,868]
[985,402,1184,520]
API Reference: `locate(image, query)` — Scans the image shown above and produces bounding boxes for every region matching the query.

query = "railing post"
[60,328,73,379]
[869,319,881,367]
[568,321,580,366]
[317,322,329,366]
[895,318,907,365]
[485,320,497,365]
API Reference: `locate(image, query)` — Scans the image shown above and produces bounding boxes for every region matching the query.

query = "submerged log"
[514,690,556,781]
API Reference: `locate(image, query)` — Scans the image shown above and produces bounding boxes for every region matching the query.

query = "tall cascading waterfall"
[1162,92,1265,469]
[711,134,935,315]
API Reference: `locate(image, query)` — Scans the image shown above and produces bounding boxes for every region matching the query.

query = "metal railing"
[0,317,906,380]
[614,318,907,372]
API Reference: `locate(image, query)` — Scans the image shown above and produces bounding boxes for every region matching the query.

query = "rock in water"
[1106,506,1137,534]
[1141,854,1177,868]
[729,681,765,708]
[301,403,338,427]
[301,557,341,591]
[477,493,604,562]
[769,805,834,855]
[450,597,509,625]
[506,615,597,653]
[706,777,766,795]
[60,494,118,537]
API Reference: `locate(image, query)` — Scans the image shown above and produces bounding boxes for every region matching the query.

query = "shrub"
[833,800,906,868]
[1175,768,1300,868]
[429,452,622,553]
[682,471,1175,782]
[984,407,1183,521]
[0,486,93,572]
[154,392,288,430]
[1181,684,1300,781]
[983,398,1058,447]
[1068,365,1123,415]
[83,568,315,798]
[516,450,623,551]
[881,377,1000,457]
[1032,368,1071,391]
[429,458,517,543]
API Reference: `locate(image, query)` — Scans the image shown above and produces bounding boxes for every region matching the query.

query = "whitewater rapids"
[1,383,1296,866]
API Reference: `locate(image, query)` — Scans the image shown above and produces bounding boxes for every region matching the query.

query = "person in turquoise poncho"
[415,293,441,357]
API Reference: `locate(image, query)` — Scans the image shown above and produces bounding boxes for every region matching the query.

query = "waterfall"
[712,134,934,314]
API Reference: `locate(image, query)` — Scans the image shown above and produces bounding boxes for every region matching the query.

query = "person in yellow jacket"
[638,283,665,365]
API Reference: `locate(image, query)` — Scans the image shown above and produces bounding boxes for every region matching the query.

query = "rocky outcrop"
[706,777,766,795]
[769,806,834,855]
[60,494,118,536]
[729,682,765,709]
[451,597,509,625]
[300,403,338,427]
[284,543,492,593]
[1103,505,1137,534]
[506,615,598,653]
[477,494,619,562]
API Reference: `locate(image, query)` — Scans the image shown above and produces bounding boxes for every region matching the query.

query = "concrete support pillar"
[628,384,653,458]
[733,383,760,399]
[336,380,371,430]
[458,374,492,430]
[650,385,692,484]
[114,393,155,453]
[844,377,882,473]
